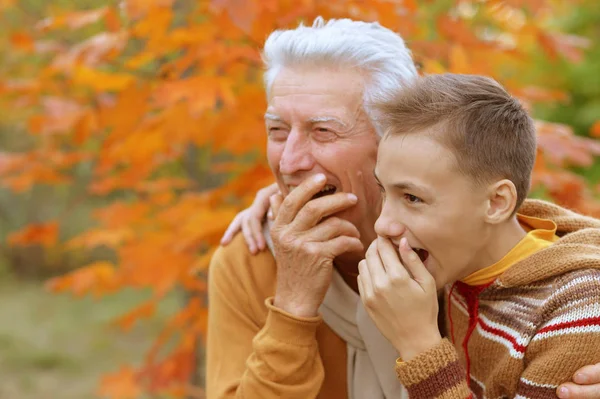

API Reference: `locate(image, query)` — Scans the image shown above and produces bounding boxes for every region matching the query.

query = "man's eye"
[268,127,288,140]
[405,194,422,203]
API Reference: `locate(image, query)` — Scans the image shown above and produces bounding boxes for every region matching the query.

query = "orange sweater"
[206,233,348,399]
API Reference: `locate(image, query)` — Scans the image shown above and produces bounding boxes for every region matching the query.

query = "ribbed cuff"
[263,297,322,346]
[395,338,459,385]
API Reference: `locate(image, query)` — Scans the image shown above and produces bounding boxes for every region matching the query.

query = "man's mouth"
[288,184,337,200]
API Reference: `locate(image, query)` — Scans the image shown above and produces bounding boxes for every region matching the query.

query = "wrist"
[273,294,319,318]
[394,330,443,362]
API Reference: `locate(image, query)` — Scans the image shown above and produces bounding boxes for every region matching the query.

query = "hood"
[497,199,600,287]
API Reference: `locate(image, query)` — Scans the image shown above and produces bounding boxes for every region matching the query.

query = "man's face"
[266,66,381,253]
[374,132,492,289]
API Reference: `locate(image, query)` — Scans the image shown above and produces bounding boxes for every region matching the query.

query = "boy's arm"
[395,272,600,399]
[206,245,324,399]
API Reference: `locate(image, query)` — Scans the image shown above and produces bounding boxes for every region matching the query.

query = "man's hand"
[220,182,278,254]
[358,236,441,361]
[558,363,600,399]
[271,173,363,318]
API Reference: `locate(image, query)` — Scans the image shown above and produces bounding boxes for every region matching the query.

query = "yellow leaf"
[72,66,134,92]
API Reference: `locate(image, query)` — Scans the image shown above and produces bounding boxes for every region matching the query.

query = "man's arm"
[558,363,600,398]
[206,244,325,399]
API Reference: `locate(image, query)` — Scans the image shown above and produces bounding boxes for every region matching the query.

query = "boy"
[358,73,600,398]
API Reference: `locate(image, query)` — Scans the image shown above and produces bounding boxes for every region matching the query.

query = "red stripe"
[478,317,527,353]
[538,316,600,334]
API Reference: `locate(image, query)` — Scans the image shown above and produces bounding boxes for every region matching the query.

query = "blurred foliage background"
[0,0,599,398]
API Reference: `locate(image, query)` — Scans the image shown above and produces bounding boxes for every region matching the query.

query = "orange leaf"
[98,366,141,399]
[46,261,120,296]
[211,0,258,33]
[448,45,470,73]
[114,301,157,331]
[10,32,34,51]
[590,121,600,138]
[104,7,121,32]
[8,221,59,248]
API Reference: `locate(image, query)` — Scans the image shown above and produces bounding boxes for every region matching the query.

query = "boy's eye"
[405,194,422,203]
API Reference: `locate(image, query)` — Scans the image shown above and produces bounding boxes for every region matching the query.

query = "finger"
[241,213,257,254]
[294,192,358,230]
[365,239,388,288]
[270,193,283,219]
[322,235,364,259]
[398,237,434,287]
[276,174,328,224]
[305,217,360,242]
[221,213,243,245]
[377,236,410,281]
[254,184,278,219]
[557,382,600,399]
[247,214,266,251]
[357,259,373,298]
[573,363,600,385]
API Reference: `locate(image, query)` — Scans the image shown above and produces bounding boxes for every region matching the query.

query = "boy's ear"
[484,179,518,224]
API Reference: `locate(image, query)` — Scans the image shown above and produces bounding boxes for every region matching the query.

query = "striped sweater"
[395,199,600,398]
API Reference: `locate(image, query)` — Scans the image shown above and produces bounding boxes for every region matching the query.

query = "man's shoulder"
[209,232,278,295]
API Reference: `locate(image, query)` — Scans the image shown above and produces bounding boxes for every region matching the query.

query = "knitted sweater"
[395,199,600,398]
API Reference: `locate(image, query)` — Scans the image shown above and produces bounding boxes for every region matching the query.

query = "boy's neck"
[467,216,528,277]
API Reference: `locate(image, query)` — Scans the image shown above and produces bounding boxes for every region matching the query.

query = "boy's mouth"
[413,248,429,263]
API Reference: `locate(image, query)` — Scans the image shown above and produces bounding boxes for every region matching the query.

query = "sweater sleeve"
[394,338,471,399]
[205,244,325,399]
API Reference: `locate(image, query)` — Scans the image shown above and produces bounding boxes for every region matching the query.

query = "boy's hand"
[220,183,278,254]
[358,236,441,361]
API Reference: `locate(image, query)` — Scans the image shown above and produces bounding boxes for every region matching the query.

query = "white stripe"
[533,324,600,341]
[449,293,469,316]
[476,323,525,359]
[520,377,558,389]
[469,375,487,399]
[478,314,531,345]
[548,275,600,302]
[540,303,600,329]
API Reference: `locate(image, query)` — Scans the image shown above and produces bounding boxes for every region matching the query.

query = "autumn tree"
[1,0,599,397]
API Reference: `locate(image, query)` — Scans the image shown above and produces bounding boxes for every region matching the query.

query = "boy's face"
[374,131,493,289]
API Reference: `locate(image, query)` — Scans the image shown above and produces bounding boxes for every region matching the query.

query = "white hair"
[262,17,419,135]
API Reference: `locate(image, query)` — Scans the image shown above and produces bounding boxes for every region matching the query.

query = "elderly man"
[208,18,600,399]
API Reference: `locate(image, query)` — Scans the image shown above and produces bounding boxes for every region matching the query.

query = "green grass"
[0,278,179,399]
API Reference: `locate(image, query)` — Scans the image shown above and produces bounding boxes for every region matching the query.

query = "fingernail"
[347,193,357,201]
[558,386,569,398]
[400,237,408,248]
[575,372,588,383]
[267,210,273,219]
[314,173,326,183]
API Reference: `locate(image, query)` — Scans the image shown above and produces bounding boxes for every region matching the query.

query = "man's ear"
[484,179,518,224]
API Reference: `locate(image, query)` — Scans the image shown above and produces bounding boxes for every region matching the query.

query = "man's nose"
[279,130,315,175]
[374,205,406,239]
